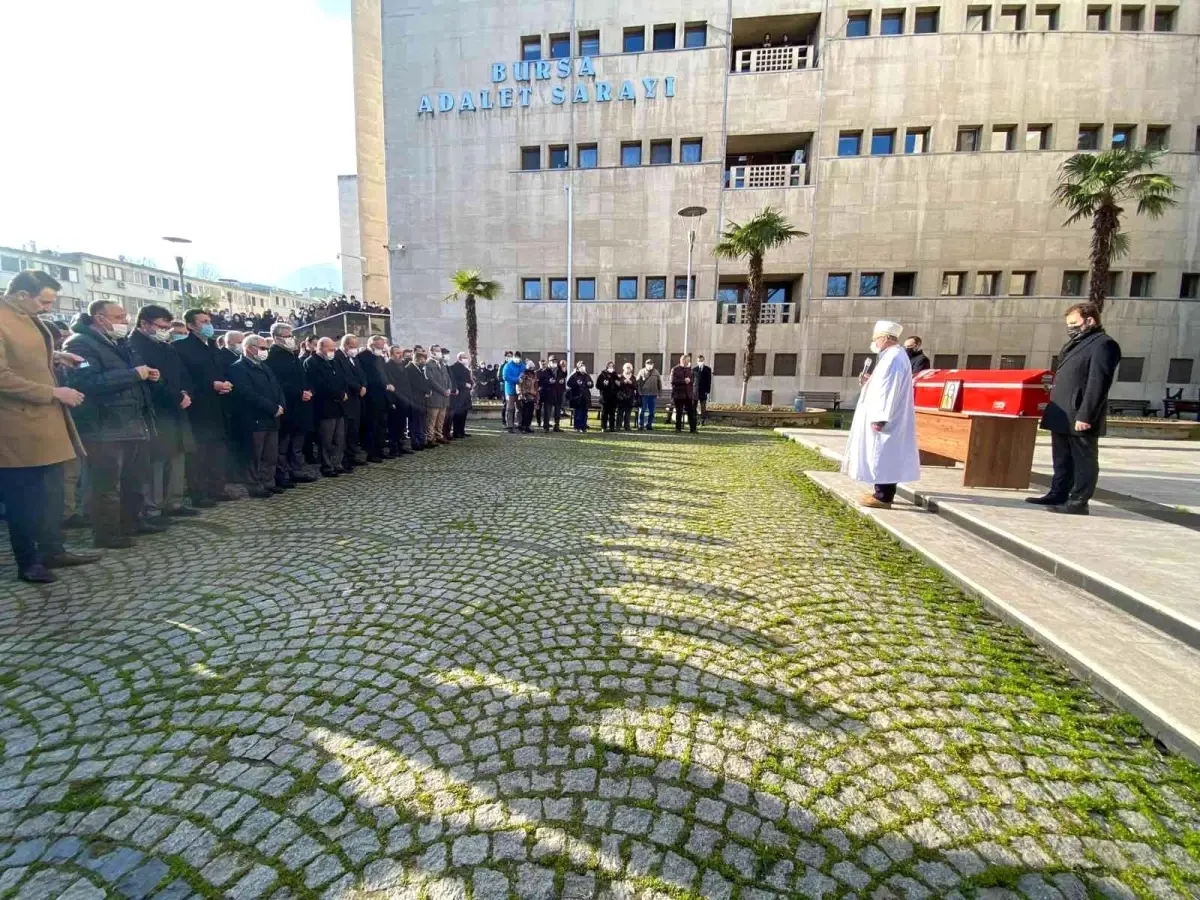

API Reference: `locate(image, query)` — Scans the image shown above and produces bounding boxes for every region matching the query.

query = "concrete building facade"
[359,0,1200,404]
[338,174,366,300]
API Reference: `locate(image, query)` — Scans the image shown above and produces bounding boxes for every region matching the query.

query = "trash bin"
[793,393,806,412]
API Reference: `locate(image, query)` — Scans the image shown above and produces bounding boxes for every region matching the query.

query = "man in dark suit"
[904,336,932,373]
[265,323,316,487]
[1027,302,1121,516]
[304,337,348,477]
[358,335,392,461]
[402,346,433,450]
[449,351,475,438]
[226,335,286,498]
[335,334,367,470]
[172,310,234,506]
[692,355,713,425]
[384,346,412,454]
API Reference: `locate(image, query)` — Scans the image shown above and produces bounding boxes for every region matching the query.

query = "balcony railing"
[718,302,797,325]
[726,163,807,189]
[734,45,813,73]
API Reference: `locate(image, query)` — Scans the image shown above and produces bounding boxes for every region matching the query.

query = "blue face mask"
[170,332,187,342]
[199,323,215,339]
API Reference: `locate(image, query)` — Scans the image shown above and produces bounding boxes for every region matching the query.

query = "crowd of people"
[291,294,389,326]
[0,270,469,585]
[198,295,391,335]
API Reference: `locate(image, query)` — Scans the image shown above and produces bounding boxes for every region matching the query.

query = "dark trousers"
[698,397,709,423]
[247,430,279,490]
[616,402,633,430]
[1049,430,1100,504]
[84,440,145,540]
[276,429,304,483]
[363,402,387,459]
[874,483,897,503]
[519,398,535,431]
[388,404,408,450]
[410,408,428,449]
[0,463,63,571]
[573,405,589,431]
[601,400,617,431]
[187,431,228,501]
[451,406,469,438]
[542,398,561,431]
[674,401,697,433]
[343,399,362,465]
[316,418,345,472]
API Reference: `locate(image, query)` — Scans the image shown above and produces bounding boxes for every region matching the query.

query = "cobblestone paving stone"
[2,426,1200,900]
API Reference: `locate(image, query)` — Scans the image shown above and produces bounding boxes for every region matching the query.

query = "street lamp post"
[676,206,708,357]
[162,236,192,317]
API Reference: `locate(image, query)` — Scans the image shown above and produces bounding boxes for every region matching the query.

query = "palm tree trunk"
[465,293,478,368]
[1089,204,1117,313]
[741,253,765,405]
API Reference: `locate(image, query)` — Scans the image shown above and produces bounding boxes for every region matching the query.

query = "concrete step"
[806,468,1200,764]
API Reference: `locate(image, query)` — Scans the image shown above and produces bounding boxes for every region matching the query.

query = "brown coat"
[0,300,81,468]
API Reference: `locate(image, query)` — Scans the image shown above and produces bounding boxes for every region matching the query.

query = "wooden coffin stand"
[911,369,1053,489]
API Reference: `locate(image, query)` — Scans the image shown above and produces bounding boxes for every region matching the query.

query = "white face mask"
[323,350,336,361]
[281,337,297,351]
[109,322,130,338]
[153,327,172,343]
[347,347,360,357]
[373,347,387,357]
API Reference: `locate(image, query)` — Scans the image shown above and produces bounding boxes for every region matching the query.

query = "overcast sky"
[0,0,355,288]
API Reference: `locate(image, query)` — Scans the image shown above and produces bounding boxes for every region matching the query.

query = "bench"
[798,390,841,411]
[1107,398,1152,417]
[1164,389,1200,420]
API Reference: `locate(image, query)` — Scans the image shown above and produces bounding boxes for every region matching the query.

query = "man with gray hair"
[425,343,452,446]
[335,334,367,470]
[226,335,286,498]
[265,322,315,487]
[303,337,348,476]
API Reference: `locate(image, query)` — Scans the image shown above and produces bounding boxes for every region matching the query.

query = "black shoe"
[190,497,217,509]
[248,487,274,499]
[320,468,340,478]
[1051,502,1090,515]
[275,481,297,490]
[553,427,562,433]
[1025,494,1067,506]
[291,473,318,483]
[367,456,385,463]
[62,514,90,529]
[44,551,102,568]
[165,507,201,517]
[95,537,134,550]
[18,564,56,584]
[137,518,171,534]
[267,485,285,495]
[213,493,237,503]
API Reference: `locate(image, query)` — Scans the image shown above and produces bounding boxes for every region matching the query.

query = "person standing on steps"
[1027,302,1121,516]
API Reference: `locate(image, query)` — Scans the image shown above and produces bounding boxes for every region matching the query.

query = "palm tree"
[1052,149,1178,312]
[445,269,501,368]
[712,207,805,404]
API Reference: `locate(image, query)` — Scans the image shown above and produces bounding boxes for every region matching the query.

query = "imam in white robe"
[842,344,921,486]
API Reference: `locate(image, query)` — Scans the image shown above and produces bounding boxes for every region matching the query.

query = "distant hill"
[278,263,340,292]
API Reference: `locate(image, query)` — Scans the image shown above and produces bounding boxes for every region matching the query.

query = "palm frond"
[1109,230,1131,260]
[445,268,502,303]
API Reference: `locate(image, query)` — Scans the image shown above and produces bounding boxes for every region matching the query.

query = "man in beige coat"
[0,271,100,582]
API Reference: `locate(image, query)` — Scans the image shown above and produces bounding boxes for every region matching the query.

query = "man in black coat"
[1028,302,1121,515]
[226,335,286,498]
[130,305,198,524]
[384,346,412,454]
[173,310,235,506]
[692,355,714,425]
[904,336,932,374]
[448,351,475,438]
[335,334,367,470]
[265,324,316,487]
[64,301,158,548]
[402,347,433,450]
[304,337,348,477]
[358,335,392,461]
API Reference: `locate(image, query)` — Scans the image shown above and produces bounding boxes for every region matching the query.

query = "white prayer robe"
[842,344,921,486]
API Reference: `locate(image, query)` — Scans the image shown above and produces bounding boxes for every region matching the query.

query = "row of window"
[519,23,708,60]
[521,275,698,302]
[845,2,1177,35]
[824,269,1200,299]
[816,351,1195,384]
[520,139,703,171]
[0,255,80,283]
[837,121,1179,157]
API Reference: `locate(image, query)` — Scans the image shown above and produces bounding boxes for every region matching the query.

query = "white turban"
[873,320,903,339]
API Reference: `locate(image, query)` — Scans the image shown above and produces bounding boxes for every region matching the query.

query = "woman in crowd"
[517,360,538,433]
[616,362,638,432]
[596,361,618,432]
[566,362,594,433]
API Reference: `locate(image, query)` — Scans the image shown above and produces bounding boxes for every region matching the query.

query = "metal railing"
[726,163,807,189]
[718,302,797,325]
[734,45,814,73]
[291,311,392,341]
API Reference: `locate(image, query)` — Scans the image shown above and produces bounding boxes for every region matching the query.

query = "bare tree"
[193,261,221,281]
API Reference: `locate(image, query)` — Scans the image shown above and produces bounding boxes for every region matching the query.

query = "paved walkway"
[2,427,1199,900]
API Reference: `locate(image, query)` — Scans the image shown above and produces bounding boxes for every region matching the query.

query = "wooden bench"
[798,390,841,410]
[1164,389,1200,419]
[1107,398,1152,417]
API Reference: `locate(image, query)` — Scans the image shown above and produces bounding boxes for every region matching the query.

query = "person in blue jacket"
[500,351,524,433]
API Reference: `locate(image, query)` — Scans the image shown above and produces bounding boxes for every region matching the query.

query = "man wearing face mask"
[385,346,413,453]
[516,358,538,433]
[693,355,713,425]
[597,361,619,432]
[226,335,286,498]
[130,305,197,525]
[357,335,392,461]
[842,320,920,509]
[1028,302,1121,515]
[537,357,562,433]
[173,310,235,506]
[904,336,931,374]
[449,351,475,439]
[335,334,367,470]
[499,351,514,426]
[404,346,433,450]
[266,323,316,488]
[425,343,452,445]
[64,300,159,547]
[567,361,594,433]
[304,337,349,476]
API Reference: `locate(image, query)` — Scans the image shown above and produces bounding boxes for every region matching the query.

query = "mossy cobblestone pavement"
[1,426,1199,900]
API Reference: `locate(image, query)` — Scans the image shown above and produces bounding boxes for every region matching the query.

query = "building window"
[521,36,542,60]
[1196,126,1200,152]
[849,352,873,375]
[578,30,600,55]
[1107,271,1123,295]
[773,353,798,376]
[684,23,707,47]
[957,127,981,152]
[967,354,993,369]
[860,272,883,297]
[941,272,966,295]
[1062,271,1086,296]
[1034,4,1060,28]
[623,27,646,52]
[1025,125,1052,150]
[870,130,896,155]
[621,142,642,166]
[999,5,1026,29]
[967,6,991,29]
[999,354,1027,370]
[653,24,676,50]
[1086,6,1110,29]
[904,127,930,153]
[1153,6,1176,30]
[1112,124,1135,149]
[1117,357,1144,382]
[576,278,596,301]
[881,10,906,33]
[1181,273,1199,299]
[975,271,1000,295]
[521,146,541,170]
[674,275,696,299]
[1009,271,1035,295]
[1120,5,1143,29]
[522,278,542,301]
[1077,125,1101,150]
[914,8,940,32]
[819,354,845,377]
[1145,126,1169,150]
[847,12,871,35]
[549,33,571,58]
[578,144,598,168]
[892,272,917,296]
[990,126,1016,151]
[646,276,667,299]
[1167,358,1194,384]
[713,353,736,376]
[680,138,702,164]
[0,255,20,272]
[549,145,569,169]
[549,278,568,301]
[837,131,862,156]
[827,273,851,297]
[650,140,672,165]
[1130,272,1155,297]
[933,354,959,369]
[617,277,639,300]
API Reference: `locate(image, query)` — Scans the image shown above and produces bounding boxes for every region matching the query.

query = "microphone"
[861,358,872,376]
